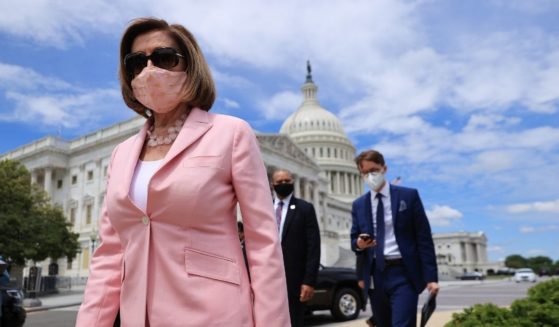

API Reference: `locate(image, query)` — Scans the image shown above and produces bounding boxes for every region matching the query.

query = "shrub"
[445,303,514,326]
[445,279,559,327]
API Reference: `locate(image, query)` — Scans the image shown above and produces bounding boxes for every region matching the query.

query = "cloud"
[259,91,301,120]
[222,98,240,109]
[0,0,144,48]
[507,199,559,214]
[519,225,559,234]
[2,1,558,125]
[0,62,124,129]
[464,114,521,132]
[491,0,559,14]
[426,205,463,226]
[488,246,505,253]
[0,1,558,245]
[3,89,122,128]
[0,63,72,91]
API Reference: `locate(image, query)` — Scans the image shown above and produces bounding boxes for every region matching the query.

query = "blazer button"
[141,216,150,225]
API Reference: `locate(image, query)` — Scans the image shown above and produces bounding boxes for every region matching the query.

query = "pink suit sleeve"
[231,120,291,326]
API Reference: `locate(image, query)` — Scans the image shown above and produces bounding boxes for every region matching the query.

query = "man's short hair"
[354,150,385,169]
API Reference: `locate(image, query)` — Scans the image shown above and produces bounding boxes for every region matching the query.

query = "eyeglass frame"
[123,47,186,77]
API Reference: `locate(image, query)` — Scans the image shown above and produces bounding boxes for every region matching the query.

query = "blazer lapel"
[281,197,297,242]
[157,108,213,172]
[123,121,150,210]
[122,108,212,212]
[390,185,399,227]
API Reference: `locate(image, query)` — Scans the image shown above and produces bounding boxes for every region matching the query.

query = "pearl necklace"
[146,113,187,147]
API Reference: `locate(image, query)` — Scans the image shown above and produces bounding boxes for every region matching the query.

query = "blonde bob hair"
[119,17,216,117]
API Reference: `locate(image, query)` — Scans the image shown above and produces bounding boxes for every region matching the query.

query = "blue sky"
[0,0,558,262]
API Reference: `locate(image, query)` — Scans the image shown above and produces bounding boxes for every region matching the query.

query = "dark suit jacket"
[280,196,321,296]
[350,184,438,293]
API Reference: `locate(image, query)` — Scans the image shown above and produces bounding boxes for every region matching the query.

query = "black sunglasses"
[124,47,186,77]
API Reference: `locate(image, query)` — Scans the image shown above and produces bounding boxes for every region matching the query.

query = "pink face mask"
[131,66,187,114]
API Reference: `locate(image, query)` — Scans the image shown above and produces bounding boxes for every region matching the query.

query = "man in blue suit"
[350,150,439,327]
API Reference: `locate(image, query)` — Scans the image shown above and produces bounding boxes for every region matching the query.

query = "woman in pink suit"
[75,17,290,327]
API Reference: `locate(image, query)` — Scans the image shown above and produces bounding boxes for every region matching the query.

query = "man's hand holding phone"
[357,233,376,249]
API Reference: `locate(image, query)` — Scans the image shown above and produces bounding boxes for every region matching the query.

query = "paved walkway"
[24,284,461,326]
[313,311,457,327]
[24,285,84,313]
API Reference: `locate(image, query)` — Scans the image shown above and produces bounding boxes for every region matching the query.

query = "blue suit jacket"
[350,184,438,293]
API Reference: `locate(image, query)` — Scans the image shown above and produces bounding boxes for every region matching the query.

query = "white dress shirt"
[130,159,162,213]
[371,182,402,259]
[274,193,293,239]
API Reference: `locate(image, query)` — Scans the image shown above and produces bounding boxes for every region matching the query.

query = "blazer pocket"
[182,155,223,169]
[184,247,240,285]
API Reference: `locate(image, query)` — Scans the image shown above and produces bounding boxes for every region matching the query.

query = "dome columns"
[326,170,363,198]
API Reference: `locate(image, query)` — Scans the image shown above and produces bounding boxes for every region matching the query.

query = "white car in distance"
[514,268,537,283]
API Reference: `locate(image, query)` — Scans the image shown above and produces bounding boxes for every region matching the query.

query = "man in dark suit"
[272,169,321,327]
[350,150,439,327]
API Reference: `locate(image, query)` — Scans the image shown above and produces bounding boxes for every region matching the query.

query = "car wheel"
[331,287,361,321]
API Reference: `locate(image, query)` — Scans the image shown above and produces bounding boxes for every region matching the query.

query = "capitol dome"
[279,93,346,137]
[279,63,362,203]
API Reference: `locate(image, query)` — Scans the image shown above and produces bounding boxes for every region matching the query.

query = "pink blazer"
[76,108,290,327]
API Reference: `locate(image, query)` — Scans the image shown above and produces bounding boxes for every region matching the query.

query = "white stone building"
[434,232,502,278]
[1,68,360,277]
[1,67,497,279]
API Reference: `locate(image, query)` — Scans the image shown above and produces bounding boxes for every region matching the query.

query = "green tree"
[505,254,527,269]
[0,159,79,266]
[527,256,553,272]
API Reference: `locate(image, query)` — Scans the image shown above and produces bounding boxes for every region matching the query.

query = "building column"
[44,167,53,197]
[465,243,474,264]
[349,173,354,195]
[357,174,363,194]
[94,159,103,226]
[313,181,320,208]
[321,192,328,227]
[304,179,311,202]
[31,169,38,185]
[477,243,484,263]
[294,176,300,198]
[472,243,478,263]
[313,182,322,230]
[344,172,349,195]
[335,171,340,194]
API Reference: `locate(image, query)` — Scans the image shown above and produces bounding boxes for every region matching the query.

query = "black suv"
[304,265,365,321]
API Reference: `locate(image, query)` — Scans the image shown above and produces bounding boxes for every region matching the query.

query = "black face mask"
[273,183,294,197]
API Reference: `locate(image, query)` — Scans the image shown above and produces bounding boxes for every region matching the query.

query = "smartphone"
[359,233,371,241]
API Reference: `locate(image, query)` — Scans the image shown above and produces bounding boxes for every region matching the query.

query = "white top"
[130,159,162,213]
[371,182,402,259]
[274,193,293,239]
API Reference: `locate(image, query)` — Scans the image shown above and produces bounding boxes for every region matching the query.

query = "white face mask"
[364,172,385,192]
[131,66,187,114]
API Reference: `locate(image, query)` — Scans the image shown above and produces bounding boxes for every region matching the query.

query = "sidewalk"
[23,284,457,326]
[24,285,84,313]
[319,311,457,327]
